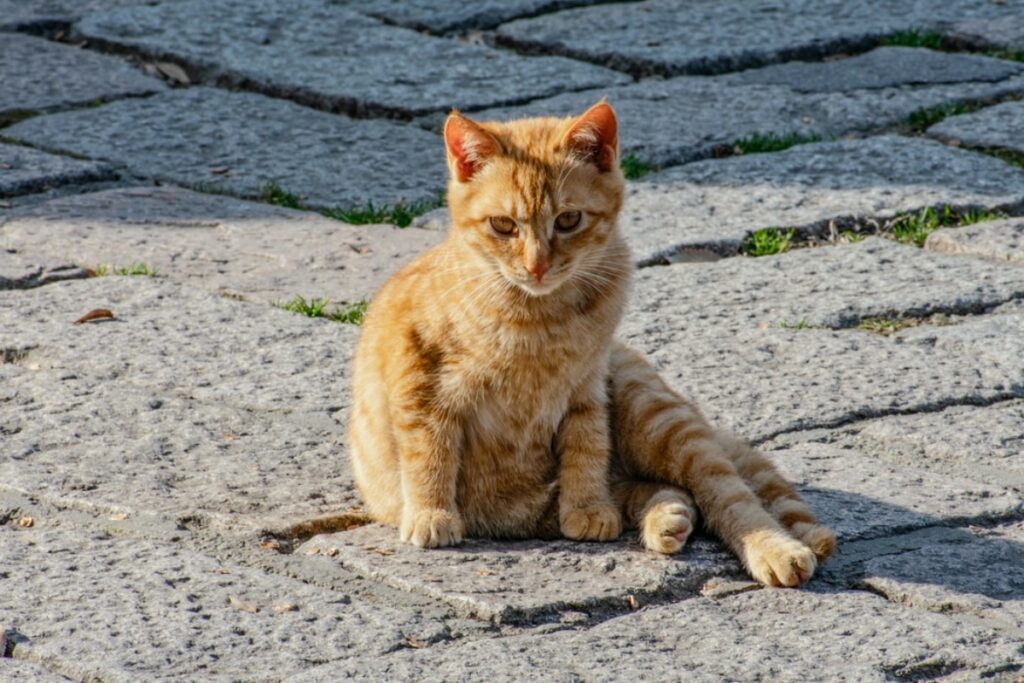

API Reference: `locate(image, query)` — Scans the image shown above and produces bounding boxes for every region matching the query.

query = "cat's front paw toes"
[642,501,695,554]
[561,504,622,541]
[742,530,817,587]
[400,508,464,548]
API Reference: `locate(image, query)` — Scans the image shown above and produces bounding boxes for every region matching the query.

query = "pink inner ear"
[567,102,618,173]
[444,115,495,182]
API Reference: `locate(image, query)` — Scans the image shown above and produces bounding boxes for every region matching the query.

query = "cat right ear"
[444,111,498,182]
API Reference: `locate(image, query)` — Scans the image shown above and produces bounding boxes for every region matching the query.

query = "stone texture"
[354,0,605,33]
[926,217,1024,266]
[0,0,154,31]
[0,249,88,289]
[0,186,444,304]
[0,142,114,198]
[460,49,1024,169]
[928,100,1024,154]
[0,34,165,122]
[495,0,1020,77]
[951,16,1024,51]
[74,0,629,118]
[0,522,448,682]
[0,660,72,682]
[4,89,447,209]
[292,588,1024,682]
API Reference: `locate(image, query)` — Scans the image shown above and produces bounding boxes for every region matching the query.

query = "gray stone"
[0,34,165,122]
[459,58,1024,178]
[951,16,1024,51]
[354,0,605,33]
[0,186,444,304]
[495,0,1020,77]
[0,660,72,682]
[0,249,88,290]
[292,588,1024,682]
[4,89,447,209]
[0,142,114,198]
[928,100,1024,154]
[0,0,155,31]
[74,0,628,118]
[926,217,1024,265]
[623,136,1024,262]
[0,521,447,682]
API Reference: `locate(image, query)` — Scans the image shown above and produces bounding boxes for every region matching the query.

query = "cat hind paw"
[400,508,464,548]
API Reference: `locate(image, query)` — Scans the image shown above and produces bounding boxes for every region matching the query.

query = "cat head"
[443,101,626,297]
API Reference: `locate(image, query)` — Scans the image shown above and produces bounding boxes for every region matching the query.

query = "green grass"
[906,101,984,131]
[880,29,947,50]
[321,199,438,229]
[857,317,916,336]
[731,133,821,155]
[620,153,655,180]
[92,262,157,277]
[840,230,866,244]
[982,147,1024,169]
[260,182,304,210]
[274,296,368,325]
[986,47,1024,63]
[777,319,818,330]
[740,228,796,257]
[886,205,1006,247]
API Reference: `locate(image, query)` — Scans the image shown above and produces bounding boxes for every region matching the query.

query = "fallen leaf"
[305,546,321,556]
[272,603,298,613]
[364,545,394,556]
[259,539,282,551]
[324,547,338,557]
[476,569,495,577]
[155,62,190,85]
[17,516,34,528]
[109,512,129,521]
[626,594,639,610]
[405,636,430,649]
[74,308,114,324]
[228,596,258,613]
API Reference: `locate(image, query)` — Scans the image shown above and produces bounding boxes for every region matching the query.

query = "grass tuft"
[274,296,368,325]
[880,30,947,50]
[92,262,157,277]
[321,199,438,229]
[730,133,821,156]
[620,153,655,180]
[740,228,796,257]
[886,205,1006,247]
[857,317,916,336]
[906,101,984,131]
[777,319,818,330]
[260,182,304,210]
[981,147,1024,170]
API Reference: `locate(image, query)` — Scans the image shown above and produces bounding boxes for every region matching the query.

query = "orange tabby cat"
[348,102,835,586]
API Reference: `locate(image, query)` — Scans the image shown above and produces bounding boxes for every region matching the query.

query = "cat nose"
[527,260,550,283]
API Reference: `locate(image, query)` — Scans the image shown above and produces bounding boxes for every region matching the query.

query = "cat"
[347,101,835,587]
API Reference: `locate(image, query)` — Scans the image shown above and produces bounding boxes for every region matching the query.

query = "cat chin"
[511,277,565,297]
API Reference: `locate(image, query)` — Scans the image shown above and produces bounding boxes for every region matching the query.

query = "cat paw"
[741,530,818,587]
[791,522,836,561]
[400,508,464,548]
[642,501,695,554]
[560,504,622,541]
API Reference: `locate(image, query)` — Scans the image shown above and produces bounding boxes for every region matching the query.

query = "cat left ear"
[565,100,618,173]
[444,111,498,183]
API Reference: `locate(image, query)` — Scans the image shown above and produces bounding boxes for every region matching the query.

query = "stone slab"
[0,186,444,304]
[74,0,629,118]
[0,660,72,682]
[0,521,448,682]
[929,99,1024,154]
[292,588,1024,682]
[353,0,605,33]
[951,16,1024,51]
[4,88,447,209]
[414,136,1024,263]
[926,217,1024,265]
[0,249,88,290]
[0,0,154,31]
[458,49,1024,169]
[0,142,114,198]
[0,33,165,122]
[495,0,1020,77]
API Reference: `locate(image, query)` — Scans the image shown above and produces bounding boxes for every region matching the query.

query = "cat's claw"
[400,508,464,548]
[741,529,818,587]
[560,504,622,541]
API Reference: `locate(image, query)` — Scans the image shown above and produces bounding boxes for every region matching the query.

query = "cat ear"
[565,100,618,173]
[444,111,498,182]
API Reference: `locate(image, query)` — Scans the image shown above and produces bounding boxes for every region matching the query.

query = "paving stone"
[4,88,447,209]
[928,99,1024,154]
[0,660,72,682]
[0,0,154,31]
[458,49,1024,169]
[495,0,1020,77]
[0,34,165,122]
[951,15,1024,51]
[0,249,88,290]
[291,588,1024,682]
[74,0,629,118]
[353,0,605,33]
[0,142,114,198]
[0,186,445,304]
[926,217,1024,265]
[0,521,448,682]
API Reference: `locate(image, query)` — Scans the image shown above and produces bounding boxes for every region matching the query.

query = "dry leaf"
[364,545,394,556]
[74,308,114,324]
[476,569,495,577]
[405,636,429,649]
[109,512,129,521]
[324,547,338,557]
[626,594,639,610]
[272,603,298,613]
[259,539,282,551]
[305,546,321,556]
[17,516,34,528]
[228,596,258,613]
[155,61,190,85]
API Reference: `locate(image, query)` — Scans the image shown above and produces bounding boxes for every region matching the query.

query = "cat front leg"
[556,374,622,542]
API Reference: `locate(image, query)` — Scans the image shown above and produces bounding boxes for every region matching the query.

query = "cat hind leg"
[613,481,697,554]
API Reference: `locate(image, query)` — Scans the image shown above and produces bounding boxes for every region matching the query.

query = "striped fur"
[348,103,834,586]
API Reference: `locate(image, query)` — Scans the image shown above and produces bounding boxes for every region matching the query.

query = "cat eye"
[489,216,517,235]
[554,210,582,233]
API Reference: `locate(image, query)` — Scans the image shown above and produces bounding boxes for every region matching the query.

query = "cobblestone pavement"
[2,2,1024,681]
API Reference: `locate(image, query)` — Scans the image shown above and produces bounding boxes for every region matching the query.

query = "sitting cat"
[348,101,834,586]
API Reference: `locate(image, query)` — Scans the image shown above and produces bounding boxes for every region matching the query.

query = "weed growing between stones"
[726,133,821,156]
[886,205,1006,247]
[92,262,157,276]
[0,109,39,129]
[275,296,368,325]
[260,182,303,209]
[880,30,947,50]
[740,228,795,256]
[321,198,441,228]
[620,153,655,180]
[979,147,1024,170]
[906,101,985,131]
[857,313,953,336]
[777,319,818,330]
